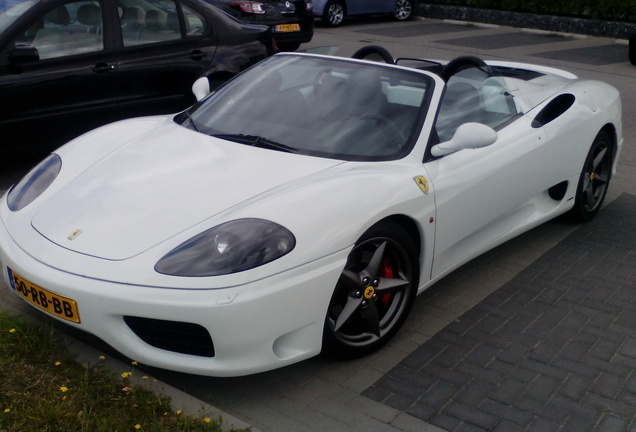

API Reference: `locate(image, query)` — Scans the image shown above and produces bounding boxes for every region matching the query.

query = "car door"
[427,64,549,279]
[347,0,384,15]
[0,0,119,151]
[113,0,215,117]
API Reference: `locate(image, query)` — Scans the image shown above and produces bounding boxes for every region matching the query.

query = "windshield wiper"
[212,134,299,153]
[179,110,200,132]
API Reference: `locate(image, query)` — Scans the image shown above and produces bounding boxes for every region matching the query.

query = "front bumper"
[0,215,348,377]
[272,28,313,45]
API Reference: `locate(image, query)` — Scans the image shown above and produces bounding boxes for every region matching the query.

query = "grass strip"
[0,311,246,432]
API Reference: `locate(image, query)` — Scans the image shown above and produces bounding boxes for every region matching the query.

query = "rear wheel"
[569,130,613,221]
[394,0,413,21]
[322,0,345,27]
[322,221,419,358]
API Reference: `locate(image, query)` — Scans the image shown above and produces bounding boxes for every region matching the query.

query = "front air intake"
[124,316,215,357]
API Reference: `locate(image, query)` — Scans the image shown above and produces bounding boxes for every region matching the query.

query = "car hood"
[31,123,343,260]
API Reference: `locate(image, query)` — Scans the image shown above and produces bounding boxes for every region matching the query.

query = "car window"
[0,0,40,34]
[11,0,103,60]
[436,65,518,143]
[181,3,204,36]
[117,0,205,47]
[184,55,434,162]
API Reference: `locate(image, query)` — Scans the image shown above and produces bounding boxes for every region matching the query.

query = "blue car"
[313,0,416,27]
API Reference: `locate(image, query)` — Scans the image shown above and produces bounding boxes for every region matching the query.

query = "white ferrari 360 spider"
[0,47,622,376]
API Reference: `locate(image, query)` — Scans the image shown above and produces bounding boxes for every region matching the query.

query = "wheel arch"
[599,122,619,177]
[332,0,346,14]
[370,214,422,263]
[600,122,617,148]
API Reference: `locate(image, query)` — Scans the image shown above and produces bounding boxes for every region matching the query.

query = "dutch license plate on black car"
[7,268,80,323]
[276,24,300,32]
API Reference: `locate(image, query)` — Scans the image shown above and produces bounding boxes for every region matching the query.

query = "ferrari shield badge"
[414,176,429,195]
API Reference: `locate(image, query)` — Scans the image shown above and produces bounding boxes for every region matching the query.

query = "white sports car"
[0,47,622,376]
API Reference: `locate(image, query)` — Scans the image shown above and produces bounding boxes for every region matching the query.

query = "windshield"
[0,0,39,33]
[181,54,434,161]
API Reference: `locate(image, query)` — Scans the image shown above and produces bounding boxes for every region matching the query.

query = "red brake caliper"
[380,258,394,308]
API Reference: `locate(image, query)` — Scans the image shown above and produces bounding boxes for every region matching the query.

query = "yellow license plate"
[276,24,300,32]
[7,268,80,323]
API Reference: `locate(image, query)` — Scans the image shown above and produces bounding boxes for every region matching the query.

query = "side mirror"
[9,44,39,63]
[431,123,497,157]
[192,77,210,102]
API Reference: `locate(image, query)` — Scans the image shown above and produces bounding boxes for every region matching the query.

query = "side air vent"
[532,94,575,128]
[548,181,568,201]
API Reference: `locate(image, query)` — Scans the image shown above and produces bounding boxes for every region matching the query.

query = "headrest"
[145,10,161,29]
[77,4,101,26]
[44,5,70,25]
[123,6,144,25]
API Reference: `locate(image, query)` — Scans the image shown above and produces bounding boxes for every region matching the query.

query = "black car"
[205,0,312,51]
[0,0,275,155]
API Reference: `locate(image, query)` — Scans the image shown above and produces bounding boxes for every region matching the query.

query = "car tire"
[569,130,613,222]
[394,0,414,21]
[322,0,345,27]
[322,221,419,359]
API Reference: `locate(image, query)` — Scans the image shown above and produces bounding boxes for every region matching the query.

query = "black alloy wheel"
[570,130,613,221]
[322,221,419,358]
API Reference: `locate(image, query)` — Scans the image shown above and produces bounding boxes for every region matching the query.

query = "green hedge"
[426,1,636,22]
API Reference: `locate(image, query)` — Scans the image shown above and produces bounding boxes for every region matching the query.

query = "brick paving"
[364,193,636,431]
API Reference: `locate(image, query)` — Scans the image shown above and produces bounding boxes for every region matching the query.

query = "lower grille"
[124,316,215,357]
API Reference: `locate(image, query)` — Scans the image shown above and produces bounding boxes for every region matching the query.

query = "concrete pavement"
[1,16,635,432]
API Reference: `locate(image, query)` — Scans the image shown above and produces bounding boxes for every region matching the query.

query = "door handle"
[190,50,206,61]
[92,63,115,73]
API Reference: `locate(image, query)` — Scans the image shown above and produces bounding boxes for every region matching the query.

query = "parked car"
[0,47,622,376]
[0,0,275,155]
[204,0,313,51]
[313,0,416,27]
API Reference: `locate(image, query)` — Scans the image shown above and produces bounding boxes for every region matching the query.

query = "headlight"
[7,154,61,211]
[155,218,296,276]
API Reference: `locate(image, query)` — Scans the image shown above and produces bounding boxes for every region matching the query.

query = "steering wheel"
[359,113,407,144]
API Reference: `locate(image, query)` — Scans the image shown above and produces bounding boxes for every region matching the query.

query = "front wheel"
[322,0,345,27]
[569,130,613,222]
[322,222,419,359]
[394,0,414,21]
